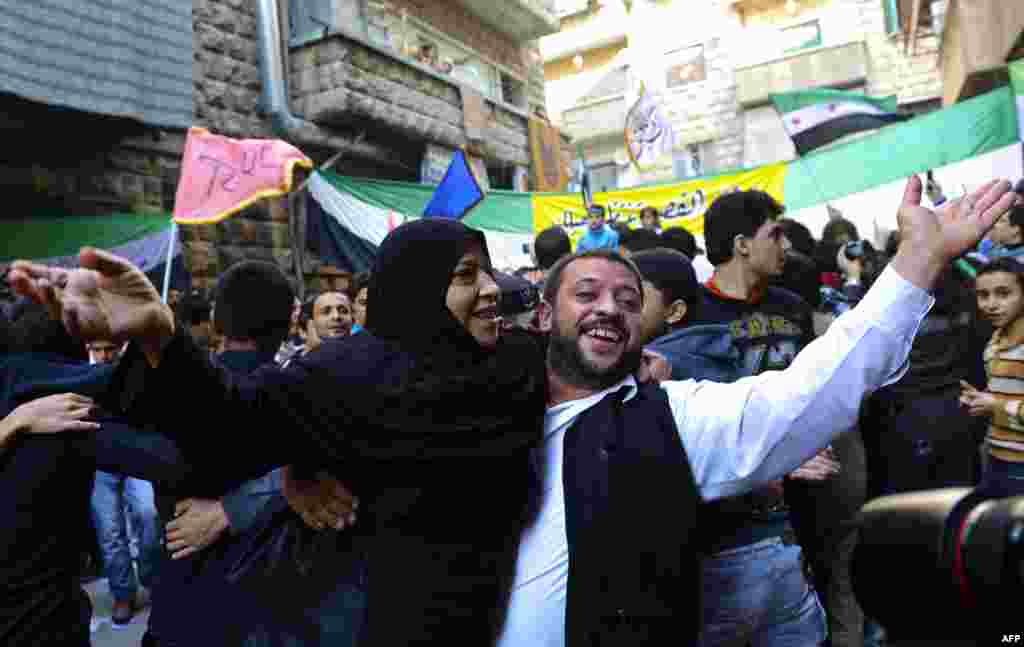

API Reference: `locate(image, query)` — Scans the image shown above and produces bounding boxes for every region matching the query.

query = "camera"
[843,239,866,261]
[852,489,1024,643]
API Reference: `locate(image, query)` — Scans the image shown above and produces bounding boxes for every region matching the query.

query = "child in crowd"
[959,257,1024,495]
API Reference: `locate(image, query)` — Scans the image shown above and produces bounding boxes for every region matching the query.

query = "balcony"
[453,0,560,42]
[289,34,532,167]
[937,0,1024,105]
[734,41,869,108]
[539,9,628,62]
[561,93,627,142]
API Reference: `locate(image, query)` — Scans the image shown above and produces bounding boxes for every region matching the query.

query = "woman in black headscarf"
[72,219,547,645]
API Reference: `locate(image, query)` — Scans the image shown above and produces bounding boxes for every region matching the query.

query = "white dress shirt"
[495,266,934,647]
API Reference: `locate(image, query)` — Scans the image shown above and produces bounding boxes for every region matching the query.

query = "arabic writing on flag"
[625,84,675,171]
[173,127,313,225]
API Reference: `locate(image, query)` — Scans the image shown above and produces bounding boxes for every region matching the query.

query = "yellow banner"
[531,163,786,249]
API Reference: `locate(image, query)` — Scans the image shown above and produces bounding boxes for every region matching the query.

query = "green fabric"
[317,171,535,234]
[881,0,900,35]
[771,89,899,115]
[0,211,172,262]
[784,87,1018,211]
[1010,59,1024,97]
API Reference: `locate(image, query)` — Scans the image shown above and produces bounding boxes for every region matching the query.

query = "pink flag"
[172,127,313,225]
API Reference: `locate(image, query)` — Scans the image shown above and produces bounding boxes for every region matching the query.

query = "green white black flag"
[771,89,909,155]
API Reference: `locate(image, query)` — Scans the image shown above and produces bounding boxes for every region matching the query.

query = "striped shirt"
[983,317,1024,462]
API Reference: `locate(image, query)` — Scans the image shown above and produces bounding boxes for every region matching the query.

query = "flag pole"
[161,222,177,304]
[779,118,834,218]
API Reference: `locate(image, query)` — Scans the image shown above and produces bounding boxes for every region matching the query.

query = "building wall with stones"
[2,0,556,292]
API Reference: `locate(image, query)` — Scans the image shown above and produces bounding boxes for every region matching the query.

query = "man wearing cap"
[494,272,540,332]
[575,204,620,253]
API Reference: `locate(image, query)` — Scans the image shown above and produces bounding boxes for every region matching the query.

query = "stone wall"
[193,0,270,140]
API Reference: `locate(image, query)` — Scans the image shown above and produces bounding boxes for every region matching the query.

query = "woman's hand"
[282,466,358,531]
[10,393,100,435]
[960,380,998,417]
[8,248,175,364]
[1,393,100,454]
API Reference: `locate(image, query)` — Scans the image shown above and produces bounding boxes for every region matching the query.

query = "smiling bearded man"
[491,175,1017,647]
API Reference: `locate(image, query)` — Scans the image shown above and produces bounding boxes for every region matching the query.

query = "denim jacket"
[646,324,748,384]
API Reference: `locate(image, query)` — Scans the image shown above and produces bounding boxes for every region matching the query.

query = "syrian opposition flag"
[771,89,909,156]
[305,171,534,273]
[1011,59,1024,141]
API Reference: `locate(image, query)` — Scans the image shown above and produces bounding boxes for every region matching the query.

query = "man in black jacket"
[143,261,363,647]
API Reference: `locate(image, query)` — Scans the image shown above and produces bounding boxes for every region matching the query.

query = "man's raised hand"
[892,175,1017,290]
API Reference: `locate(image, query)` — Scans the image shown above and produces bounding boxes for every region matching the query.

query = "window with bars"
[665,45,706,89]
[289,0,527,108]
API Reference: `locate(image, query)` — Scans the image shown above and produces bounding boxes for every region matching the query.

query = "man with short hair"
[575,204,620,253]
[618,228,662,257]
[490,177,1017,646]
[87,340,121,365]
[307,291,353,343]
[534,226,572,280]
[639,206,661,232]
[144,261,360,647]
[690,190,836,646]
[629,248,699,344]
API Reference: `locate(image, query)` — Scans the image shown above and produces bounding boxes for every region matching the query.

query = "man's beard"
[548,329,643,391]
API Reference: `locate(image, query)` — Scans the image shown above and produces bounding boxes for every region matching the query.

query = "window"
[361,2,522,106]
[289,0,527,108]
[881,0,939,36]
[291,0,365,45]
[665,45,706,89]
[590,163,618,193]
[779,20,822,53]
[673,144,703,180]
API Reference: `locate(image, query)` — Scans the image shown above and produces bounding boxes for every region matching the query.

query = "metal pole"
[161,222,177,304]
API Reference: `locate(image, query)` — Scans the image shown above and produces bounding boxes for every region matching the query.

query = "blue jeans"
[699,537,827,647]
[91,471,161,603]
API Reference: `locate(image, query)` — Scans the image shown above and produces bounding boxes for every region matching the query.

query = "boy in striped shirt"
[959,257,1024,494]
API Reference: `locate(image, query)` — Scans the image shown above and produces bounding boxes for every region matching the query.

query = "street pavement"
[84,578,150,647]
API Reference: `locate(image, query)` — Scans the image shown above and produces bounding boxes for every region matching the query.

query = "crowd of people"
[0,174,1021,647]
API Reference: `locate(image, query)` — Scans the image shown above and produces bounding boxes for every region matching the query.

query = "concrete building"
[0,0,560,290]
[542,0,951,189]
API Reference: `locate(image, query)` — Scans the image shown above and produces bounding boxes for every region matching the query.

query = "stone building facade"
[543,0,945,188]
[0,0,559,291]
